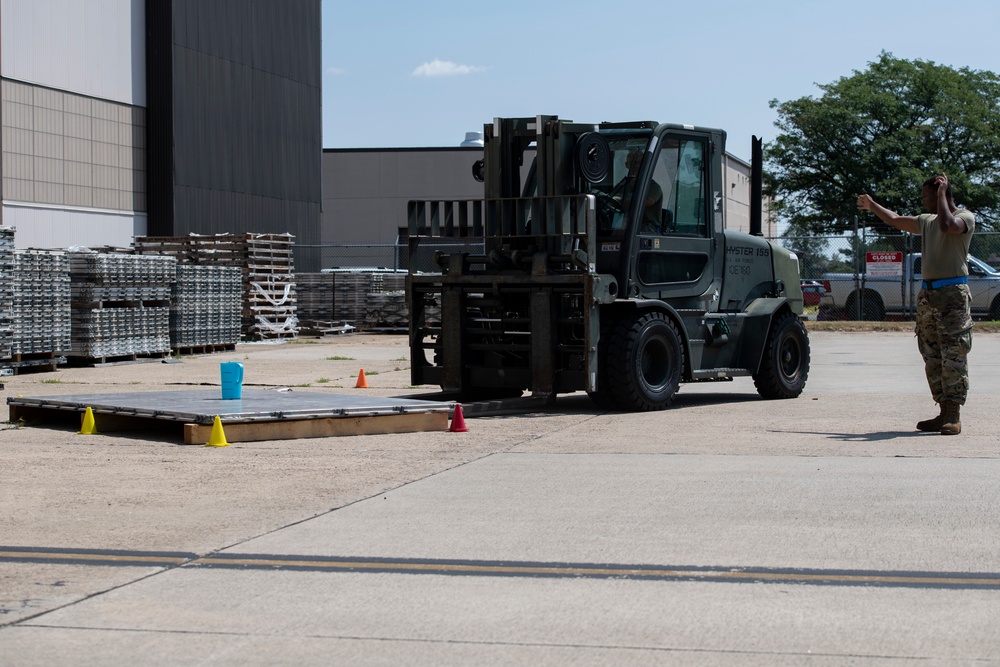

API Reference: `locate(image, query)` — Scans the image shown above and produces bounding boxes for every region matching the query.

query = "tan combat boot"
[916,406,945,432]
[940,401,962,436]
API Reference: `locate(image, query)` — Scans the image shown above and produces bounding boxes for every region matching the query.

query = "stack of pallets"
[245,233,296,339]
[68,251,175,363]
[11,250,71,366]
[134,233,297,340]
[0,228,14,361]
[171,265,242,352]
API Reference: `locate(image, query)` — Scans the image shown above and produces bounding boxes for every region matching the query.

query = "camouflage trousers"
[915,284,972,405]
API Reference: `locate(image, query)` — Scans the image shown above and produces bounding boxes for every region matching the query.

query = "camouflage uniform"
[915,283,972,405]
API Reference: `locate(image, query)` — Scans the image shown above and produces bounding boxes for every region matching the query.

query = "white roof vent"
[460,131,484,147]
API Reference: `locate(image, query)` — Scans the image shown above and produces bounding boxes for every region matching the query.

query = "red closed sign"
[866,251,903,263]
[866,251,903,277]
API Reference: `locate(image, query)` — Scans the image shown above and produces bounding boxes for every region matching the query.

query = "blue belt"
[922,276,968,290]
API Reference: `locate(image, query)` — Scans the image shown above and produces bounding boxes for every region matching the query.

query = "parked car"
[800,280,826,307]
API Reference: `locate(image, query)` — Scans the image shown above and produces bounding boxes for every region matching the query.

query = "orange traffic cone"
[355,368,368,388]
[448,403,468,432]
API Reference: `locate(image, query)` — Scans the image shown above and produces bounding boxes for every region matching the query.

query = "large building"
[320,146,774,269]
[1,0,321,267]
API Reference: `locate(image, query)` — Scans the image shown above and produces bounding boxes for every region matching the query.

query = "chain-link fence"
[293,231,1000,323]
[294,241,487,275]
[773,230,1000,321]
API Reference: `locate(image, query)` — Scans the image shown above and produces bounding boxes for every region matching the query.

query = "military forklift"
[406,115,809,411]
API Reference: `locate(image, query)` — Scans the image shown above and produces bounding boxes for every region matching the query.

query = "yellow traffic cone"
[205,416,230,447]
[78,406,98,435]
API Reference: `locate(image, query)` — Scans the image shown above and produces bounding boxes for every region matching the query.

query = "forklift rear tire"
[607,311,683,411]
[752,311,810,399]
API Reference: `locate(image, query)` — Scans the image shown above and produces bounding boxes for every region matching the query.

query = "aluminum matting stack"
[13,250,71,356]
[365,291,408,330]
[296,273,336,323]
[0,228,14,360]
[332,272,371,324]
[172,265,242,349]
[69,251,175,361]
[135,233,297,340]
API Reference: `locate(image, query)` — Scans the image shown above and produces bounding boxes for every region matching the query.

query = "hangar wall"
[147,0,322,267]
[0,0,147,248]
[322,147,485,246]
[0,0,322,264]
[320,148,773,255]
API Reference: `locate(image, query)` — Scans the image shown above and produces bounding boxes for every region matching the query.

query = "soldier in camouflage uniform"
[857,174,975,435]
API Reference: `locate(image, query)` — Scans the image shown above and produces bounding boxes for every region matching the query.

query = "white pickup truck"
[818,253,1000,321]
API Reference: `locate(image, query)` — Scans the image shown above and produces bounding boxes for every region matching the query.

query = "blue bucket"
[220,362,244,400]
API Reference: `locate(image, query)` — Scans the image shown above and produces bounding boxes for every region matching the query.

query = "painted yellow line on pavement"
[194,556,1000,588]
[0,549,192,567]
[4,547,1000,589]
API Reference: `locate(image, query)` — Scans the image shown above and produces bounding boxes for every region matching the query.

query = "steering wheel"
[594,191,624,231]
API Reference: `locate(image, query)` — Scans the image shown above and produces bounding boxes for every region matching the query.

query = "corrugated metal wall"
[322,148,487,245]
[1,0,145,106]
[3,203,146,248]
[146,0,322,269]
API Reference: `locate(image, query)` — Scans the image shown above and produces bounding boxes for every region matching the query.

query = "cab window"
[645,138,709,237]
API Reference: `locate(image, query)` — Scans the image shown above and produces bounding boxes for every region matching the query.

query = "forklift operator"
[618,149,663,233]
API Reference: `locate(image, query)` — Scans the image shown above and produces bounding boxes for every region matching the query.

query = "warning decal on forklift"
[601,242,621,252]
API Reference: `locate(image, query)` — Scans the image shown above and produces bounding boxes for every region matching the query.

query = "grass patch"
[805,320,1000,333]
[316,378,330,384]
[326,355,355,361]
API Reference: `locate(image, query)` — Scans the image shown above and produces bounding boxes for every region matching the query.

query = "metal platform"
[7,389,455,444]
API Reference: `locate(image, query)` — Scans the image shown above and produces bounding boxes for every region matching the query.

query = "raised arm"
[931,174,968,235]
[857,194,920,234]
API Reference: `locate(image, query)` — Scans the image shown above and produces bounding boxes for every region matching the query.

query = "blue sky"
[322,0,1000,161]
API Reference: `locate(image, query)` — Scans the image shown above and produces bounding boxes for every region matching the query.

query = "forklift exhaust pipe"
[750,136,763,237]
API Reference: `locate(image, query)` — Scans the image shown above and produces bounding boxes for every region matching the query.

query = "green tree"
[766,52,1000,235]
[779,232,832,279]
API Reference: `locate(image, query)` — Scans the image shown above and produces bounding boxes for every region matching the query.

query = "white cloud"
[412,59,483,77]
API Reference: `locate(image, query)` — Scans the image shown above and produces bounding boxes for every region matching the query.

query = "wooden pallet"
[172,343,238,356]
[65,351,171,367]
[0,352,67,374]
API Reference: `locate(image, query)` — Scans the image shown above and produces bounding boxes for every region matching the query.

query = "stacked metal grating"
[365,291,408,330]
[134,233,297,340]
[333,272,370,324]
[171,265,242,349]
[296,272,336,322]
[68,251,175,361]
[0,228,14,360]
[295,270,417,331]
[12,250,72,356]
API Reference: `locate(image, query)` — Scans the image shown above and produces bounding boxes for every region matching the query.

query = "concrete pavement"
[1,331,999,665]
